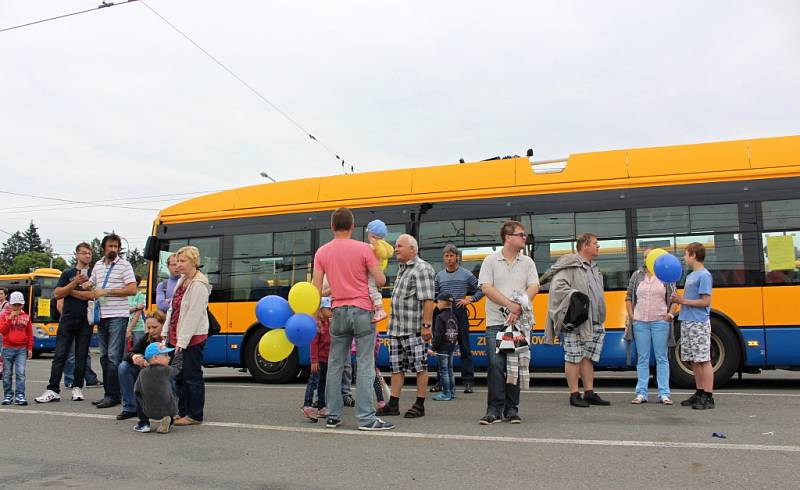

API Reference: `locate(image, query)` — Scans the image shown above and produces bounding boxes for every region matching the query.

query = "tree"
[22,221,45,253]
[126,248,148,279]
[0,231,27,273]
[8,252,67,274]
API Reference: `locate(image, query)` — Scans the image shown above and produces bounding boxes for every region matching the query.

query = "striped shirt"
[91,257,136,319]
[389,256,436,336]
[434,267,484,307]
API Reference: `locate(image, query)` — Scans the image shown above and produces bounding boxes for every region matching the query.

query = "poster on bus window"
[37,298,50,318]
[766,235,796,271]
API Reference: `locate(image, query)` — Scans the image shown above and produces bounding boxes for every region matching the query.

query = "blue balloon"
[654,253,682,283]
[285,313,318,346]
[255,295,293,328]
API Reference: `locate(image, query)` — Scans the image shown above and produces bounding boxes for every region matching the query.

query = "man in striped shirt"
[434,244,483,393]
[89,234,137,409]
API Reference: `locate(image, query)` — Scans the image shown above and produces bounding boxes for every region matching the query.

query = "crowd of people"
[1,208,716,432]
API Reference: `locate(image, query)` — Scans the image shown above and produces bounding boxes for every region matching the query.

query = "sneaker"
[156,416,172,434]
[681,392,700,406]
[479,414,503,425]
[693,393,715,410]
[584,391,611,406]
[659,395,673,405]
[317,407,329,417]
[302,406,319,421]
[506,415,522,424]
[372,309,387,323]
[342,394,355,407]
[325,417,342,428]
[463,382,474,394]
[35,390,61,404]
[570,393,590,407]
[631,394,648,404]
[359,418,396,431]
[14,394,28,406]
[133,422,151,433]
[2,394,12,405]
[433,393,453,401]
[71,387,84,401]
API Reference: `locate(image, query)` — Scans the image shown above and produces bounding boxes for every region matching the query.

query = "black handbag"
[562,291,590,332]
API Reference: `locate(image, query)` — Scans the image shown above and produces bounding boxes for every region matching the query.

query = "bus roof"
[158,134,800,224]
[0,268,62,281]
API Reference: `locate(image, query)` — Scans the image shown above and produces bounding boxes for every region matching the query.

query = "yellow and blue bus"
[144,134,800,387]
[0,268,62,356]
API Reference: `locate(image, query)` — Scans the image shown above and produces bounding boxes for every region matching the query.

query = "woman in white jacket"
[163,246,210,426]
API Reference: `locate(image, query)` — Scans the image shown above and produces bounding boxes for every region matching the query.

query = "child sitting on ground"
[303,297,332,422]
[431,292,458,401]
[366,219,393,323]
[133,342,183,433]
[0,292,33,406]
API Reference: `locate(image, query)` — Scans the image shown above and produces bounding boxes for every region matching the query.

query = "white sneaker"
[35,390,61,403]
[71,387,84,401]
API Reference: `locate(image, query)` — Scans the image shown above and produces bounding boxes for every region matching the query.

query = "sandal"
[403,404,425,418]
[659,396,673,405]
[631,394,647,404]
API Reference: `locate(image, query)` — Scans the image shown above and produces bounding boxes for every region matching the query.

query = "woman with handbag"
[625,248,679,405]
[163,246,210,426]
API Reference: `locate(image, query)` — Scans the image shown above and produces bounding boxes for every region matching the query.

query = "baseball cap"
[367,219,388,239]
[144,342,174,360]
[9,291,25,305]
[436,292,454,303]
[320,296,332,309]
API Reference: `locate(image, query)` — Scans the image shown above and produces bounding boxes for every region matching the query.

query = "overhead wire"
[0,189,158,211]
[0,0,138,33]
[2,189,225,212]
[137,0,359,174]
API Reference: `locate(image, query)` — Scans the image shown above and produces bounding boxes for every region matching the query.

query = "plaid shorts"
[561,326,605,363]
[389,334,427,374]
[680,320,711,362]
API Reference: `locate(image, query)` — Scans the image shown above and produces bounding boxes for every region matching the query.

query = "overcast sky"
[1,0,799,258]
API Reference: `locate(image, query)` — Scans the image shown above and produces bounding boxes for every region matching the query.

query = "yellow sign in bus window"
[37,298,51,318]
[767,235,796,271]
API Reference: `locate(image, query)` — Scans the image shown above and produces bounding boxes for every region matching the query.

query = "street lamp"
[259,172,277,182]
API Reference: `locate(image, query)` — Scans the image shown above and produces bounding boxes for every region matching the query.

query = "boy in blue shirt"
[671,242,714,410]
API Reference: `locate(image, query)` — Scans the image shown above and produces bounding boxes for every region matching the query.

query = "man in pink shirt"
[312,207,395,432]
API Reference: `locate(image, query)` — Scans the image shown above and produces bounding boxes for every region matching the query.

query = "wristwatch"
[422,323,432,329]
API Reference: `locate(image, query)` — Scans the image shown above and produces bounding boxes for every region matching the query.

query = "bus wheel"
[243,327,300,384]
[669,318,741,389]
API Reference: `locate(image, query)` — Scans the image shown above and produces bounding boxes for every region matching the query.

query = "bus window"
[161,237,222,290]
[33,277,59,323]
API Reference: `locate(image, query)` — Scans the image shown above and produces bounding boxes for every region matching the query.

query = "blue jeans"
[2,347,27,396]
[325,306,376,425]
[304,362,328,408]
[633,320,671,398]
[98,317,128,401]
[118,361,141,413]
[437,350,455,397]
[175,342,205,421]
[486,324,520,418]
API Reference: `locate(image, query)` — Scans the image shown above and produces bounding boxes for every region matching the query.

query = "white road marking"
[1,407,798,453]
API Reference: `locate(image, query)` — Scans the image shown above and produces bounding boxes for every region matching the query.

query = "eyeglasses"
[509,233,527,239]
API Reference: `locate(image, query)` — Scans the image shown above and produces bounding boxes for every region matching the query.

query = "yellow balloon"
[288,281,321,315]
[258,329,294,362]
[645,248,668,273]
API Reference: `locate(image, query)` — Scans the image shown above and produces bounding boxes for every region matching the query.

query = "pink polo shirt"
[313,238,379,311]
[633,273,668,322]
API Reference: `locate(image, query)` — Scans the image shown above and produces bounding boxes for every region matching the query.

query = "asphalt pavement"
[2,353,800,489]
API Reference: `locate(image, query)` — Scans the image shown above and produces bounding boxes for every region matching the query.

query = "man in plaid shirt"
[378,234,436,418]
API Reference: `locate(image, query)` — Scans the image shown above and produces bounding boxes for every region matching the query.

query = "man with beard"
[89,234,137,409]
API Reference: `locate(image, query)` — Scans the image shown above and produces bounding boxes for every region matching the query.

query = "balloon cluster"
[645,248,683,283]
[254,282,321,362]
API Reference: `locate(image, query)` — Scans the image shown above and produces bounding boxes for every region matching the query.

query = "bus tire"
[669,317,741,389]
[243,327,300,384]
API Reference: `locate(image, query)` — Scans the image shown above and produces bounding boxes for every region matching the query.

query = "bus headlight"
[34,326,49,339]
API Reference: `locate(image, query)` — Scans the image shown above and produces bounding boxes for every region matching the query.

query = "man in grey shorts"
[545,232,611,408]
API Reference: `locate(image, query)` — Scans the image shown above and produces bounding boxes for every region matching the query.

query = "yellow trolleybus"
[0,268,62,356]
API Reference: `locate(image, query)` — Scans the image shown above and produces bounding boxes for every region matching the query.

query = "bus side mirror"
[33,284,42,296]
[144,236,159,262]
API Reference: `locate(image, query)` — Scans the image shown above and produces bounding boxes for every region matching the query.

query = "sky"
[1,0,799,259]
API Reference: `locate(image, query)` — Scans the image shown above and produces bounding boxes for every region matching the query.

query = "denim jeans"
[436,350,455,397]
[65,346,99,387]
[98,317,128,401]
[48,320,92,392]
[486,324,520,418]
[633,320,671,398]
[454,307,474,384]
[2,347,27,396]
[175,342,205,421]
[303,362,328,408]
[325,306,376,425]
[118,361,141,413]
[341,361,352,395]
